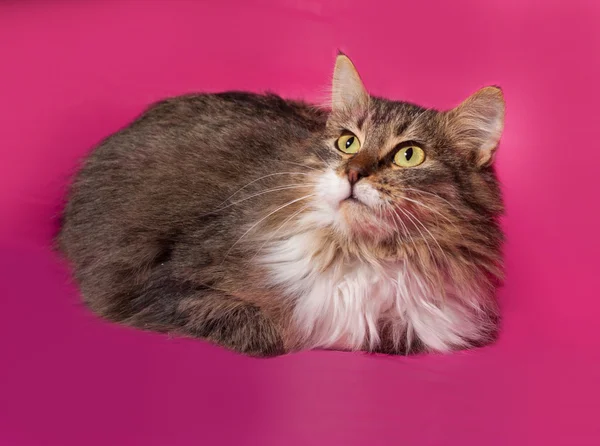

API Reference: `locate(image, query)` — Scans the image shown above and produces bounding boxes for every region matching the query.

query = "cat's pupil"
[405,147,413,160]
[346,137,354,148]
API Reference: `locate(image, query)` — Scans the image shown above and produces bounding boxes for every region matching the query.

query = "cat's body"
[58,55,505,356]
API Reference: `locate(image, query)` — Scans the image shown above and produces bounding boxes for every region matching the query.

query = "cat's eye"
[336,133,361,154]
[394,145,426,167]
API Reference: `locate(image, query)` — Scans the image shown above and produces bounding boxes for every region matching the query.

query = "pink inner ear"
[332,56,369,112]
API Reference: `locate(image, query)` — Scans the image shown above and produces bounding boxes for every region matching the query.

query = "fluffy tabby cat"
[57,54,505,357]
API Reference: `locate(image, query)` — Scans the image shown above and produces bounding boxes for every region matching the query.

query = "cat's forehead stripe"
[366,99,428,140]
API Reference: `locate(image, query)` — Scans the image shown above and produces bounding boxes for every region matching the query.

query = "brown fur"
[57,56,504,357]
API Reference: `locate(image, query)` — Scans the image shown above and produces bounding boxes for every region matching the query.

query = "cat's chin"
[340,196,366,208]
[337,199,391,239]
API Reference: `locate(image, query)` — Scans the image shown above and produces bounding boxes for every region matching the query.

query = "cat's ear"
[446,86,505,167]
[331,53,369,112]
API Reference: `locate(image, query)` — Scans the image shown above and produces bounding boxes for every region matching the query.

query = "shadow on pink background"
[1,1,599,445]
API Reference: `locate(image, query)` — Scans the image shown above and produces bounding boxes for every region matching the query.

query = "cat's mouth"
[342,195,366,206]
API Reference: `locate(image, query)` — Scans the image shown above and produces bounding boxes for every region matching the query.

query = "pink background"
[1,1,599,445]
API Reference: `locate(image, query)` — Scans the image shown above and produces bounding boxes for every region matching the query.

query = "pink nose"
[347,166,368,185]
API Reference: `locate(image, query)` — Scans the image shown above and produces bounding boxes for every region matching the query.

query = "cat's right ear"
[331,54,369,112]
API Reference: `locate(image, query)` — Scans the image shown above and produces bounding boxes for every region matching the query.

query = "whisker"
[402,207,450,295]
[313,151,328,165]
[395,207,444,290]
[401,196,462,235]
[389,208,404,241]
[403,188,466,218]
[221,194,316,263]
[398,207,435,262]
[251,203,311,261]
[218,172,313,206]
[201,184,317,217]
[390,206,421,266]
[280,161,320,172]
[402,207,450,267]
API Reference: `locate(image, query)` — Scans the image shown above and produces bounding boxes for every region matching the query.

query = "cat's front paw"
[180,296,287,357]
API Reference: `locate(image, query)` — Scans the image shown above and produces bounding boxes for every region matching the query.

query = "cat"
[57,54,505,357]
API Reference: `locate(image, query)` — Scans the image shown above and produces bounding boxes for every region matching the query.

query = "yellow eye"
[336,133,361,154]
[393,145,426,167]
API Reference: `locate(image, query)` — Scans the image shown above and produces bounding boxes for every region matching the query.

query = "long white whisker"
[221,194,315,262]
[281,161,319,172]
[403,188,466,217]
[389,207,404,242]
[398,207,435,262]
[402,207,450,267]
[391,207,420,265]
[202,184,317,217]
[402,207,449,294]
[218,172,313,206]
[313,151,328,165]
[388,206,400,235]
[401,196,459,228]
[251,203,311,261]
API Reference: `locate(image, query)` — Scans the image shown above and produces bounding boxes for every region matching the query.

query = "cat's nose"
[347,166,369,185]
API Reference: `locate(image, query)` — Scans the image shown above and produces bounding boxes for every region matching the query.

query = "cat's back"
[75,91,326,188]
[137,91,325,134]
[57,92,326,269]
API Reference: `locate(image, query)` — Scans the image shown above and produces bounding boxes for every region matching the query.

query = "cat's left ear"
[446,86,505,167]
[331,53,369,112]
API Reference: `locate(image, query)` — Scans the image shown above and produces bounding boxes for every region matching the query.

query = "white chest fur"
[262,232,488,353]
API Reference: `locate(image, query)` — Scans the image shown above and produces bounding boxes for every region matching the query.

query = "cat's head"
[307,54,505,261]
